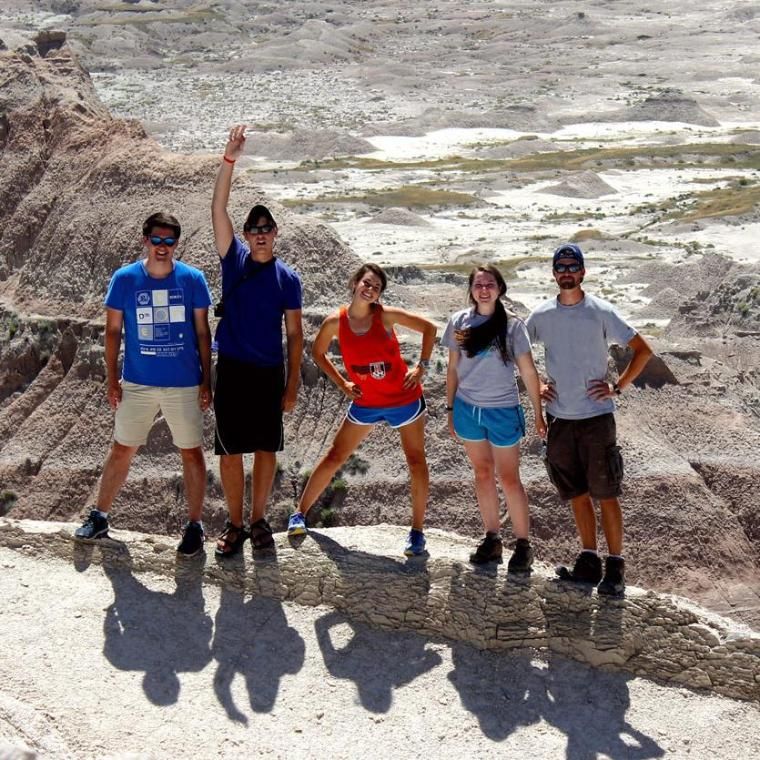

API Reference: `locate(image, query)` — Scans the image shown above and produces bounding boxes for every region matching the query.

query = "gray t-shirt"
[526,293,636,420]
[442,308,532,407]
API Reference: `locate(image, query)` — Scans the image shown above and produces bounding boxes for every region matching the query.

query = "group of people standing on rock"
[75,125,653,598]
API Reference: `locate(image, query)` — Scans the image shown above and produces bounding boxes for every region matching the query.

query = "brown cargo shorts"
[544,412,623,500]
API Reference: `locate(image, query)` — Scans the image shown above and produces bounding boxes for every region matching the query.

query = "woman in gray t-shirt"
[442,265,546,569]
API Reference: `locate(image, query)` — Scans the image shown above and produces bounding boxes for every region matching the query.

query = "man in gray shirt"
[526,244,652,595]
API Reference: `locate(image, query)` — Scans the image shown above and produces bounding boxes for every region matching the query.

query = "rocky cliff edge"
[2,518,757,704]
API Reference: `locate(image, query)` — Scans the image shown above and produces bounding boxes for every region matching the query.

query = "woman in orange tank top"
[288,264,437,556]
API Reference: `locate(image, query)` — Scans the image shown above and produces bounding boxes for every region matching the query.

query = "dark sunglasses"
[246,224,274,235]
[554,263,582,274]
[148,235,178,247]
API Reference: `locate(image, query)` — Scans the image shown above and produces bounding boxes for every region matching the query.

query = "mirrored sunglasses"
[148,235,177,246]
[554,263,582,273]
[246,224,274,234]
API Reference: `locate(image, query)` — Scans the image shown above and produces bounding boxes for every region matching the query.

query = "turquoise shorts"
[347,396,426,429]
[453,399,525,447]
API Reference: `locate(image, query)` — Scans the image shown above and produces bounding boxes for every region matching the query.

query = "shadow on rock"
[315,609,442,713]
[212,570,305,723]
[542,655,664,760]
[449,647,663,757]
[100,547,213,706]
[448,645,543,741]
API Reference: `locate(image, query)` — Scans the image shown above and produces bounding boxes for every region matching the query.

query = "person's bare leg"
[493,443,529,539]
[398,416,428,531]
[180,446,206,523]
[599,497,623,556]
[571,493,597,550]
[298,420,372,515]
[95,442,139,512]
[219,453,244,527]
[251,451,277,524]
[463,439,500,534]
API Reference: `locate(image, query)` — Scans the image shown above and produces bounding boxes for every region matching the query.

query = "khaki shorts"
[115,381,204,449]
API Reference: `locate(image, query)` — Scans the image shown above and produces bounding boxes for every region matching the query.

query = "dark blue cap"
[552,243,584,267]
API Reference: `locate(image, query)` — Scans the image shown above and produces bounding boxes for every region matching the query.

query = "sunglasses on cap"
[246,224,274,235]
[148,235,178,247]
[553,262,582,274]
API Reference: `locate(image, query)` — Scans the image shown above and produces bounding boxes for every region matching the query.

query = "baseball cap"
[244,204,277,231]
[552,243,584,267]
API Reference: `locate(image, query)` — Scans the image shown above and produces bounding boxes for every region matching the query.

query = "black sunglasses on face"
[246,224,274,235]
[554,263,582,273]
[148,235,178,247]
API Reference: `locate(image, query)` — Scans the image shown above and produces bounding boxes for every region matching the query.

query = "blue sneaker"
[288,511,307,536]
[404,528,426,557]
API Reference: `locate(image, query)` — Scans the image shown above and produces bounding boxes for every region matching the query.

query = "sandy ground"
[1,544,759,760]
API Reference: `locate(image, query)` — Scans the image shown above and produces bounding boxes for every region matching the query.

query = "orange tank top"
[338,304,422,408]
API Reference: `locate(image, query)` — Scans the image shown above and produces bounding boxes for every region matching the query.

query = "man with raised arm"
[526,243,653,596]
[211,124,304,557]
[75,212,212,556]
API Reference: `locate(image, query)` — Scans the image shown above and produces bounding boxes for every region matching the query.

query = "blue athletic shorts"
[453,399,525,447]
[347,396,427,429]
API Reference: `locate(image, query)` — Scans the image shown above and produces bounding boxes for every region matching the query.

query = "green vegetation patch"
[677,181,760,221]
[284,185,479,209]
[631,179,760,222]
[307,143,760,177]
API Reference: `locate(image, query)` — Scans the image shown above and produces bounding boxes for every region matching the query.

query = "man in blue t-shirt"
[211,124,304,557]
[527,243,653,596]
[75,212,213,557]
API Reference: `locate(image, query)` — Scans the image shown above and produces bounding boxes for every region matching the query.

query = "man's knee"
[180,446,206,465]
[111,441,138,462]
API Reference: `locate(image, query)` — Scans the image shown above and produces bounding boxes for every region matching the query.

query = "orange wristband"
[223,155,236,164]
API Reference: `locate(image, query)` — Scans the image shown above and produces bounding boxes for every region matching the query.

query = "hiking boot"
[507,538,534,573]
[177,521,205,557]
[404,528,426,557]
[555,550,603,584]
[597,556,626,597]
[469,532,503,565]
[250,517,275,550]
[287,511,307,536]
[75,509,109,540]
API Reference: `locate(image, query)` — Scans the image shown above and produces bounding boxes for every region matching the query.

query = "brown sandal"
[249,518,274,550]
[214,520,249,557]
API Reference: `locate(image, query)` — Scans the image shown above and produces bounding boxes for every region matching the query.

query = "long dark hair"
[461,265,510,363]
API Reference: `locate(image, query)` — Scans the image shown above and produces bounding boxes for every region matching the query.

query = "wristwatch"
[612,382,622,395]
[418,359,431,370]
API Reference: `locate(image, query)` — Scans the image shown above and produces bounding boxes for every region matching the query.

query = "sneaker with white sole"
[177,521,205,557]
[404,528,426,556]
[287,511,307,536]
[75,509,109,540]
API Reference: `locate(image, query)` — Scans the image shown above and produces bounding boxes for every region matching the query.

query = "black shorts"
[214,355,285,455]
[545,413,623,500]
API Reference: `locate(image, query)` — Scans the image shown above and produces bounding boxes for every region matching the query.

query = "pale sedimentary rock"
[2,519,757,703]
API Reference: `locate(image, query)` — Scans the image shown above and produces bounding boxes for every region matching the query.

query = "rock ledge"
[1,518,758,702]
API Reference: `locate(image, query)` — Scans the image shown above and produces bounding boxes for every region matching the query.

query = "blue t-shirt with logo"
[214,237,302,366]
[105,260,213,387]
